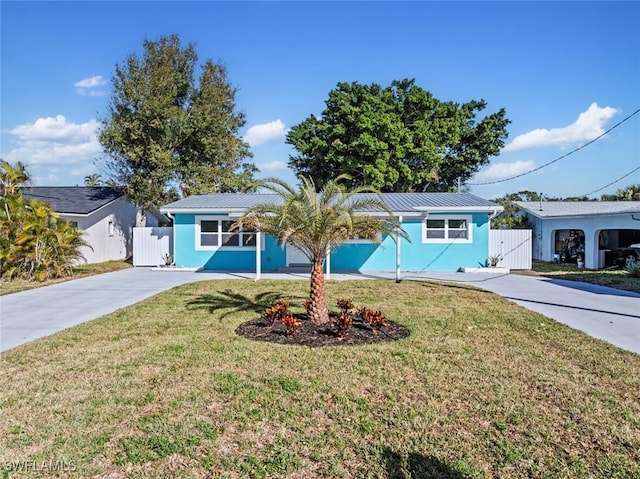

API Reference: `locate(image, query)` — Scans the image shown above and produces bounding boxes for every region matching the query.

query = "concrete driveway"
[1,268,639,354]
[398,271,640,355]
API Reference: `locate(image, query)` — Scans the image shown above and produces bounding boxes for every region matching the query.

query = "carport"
[517,201,640,269]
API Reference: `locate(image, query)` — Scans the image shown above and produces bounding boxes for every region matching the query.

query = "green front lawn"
[516,261,640,294]
[2,280,638,478]
[0,260,132,296]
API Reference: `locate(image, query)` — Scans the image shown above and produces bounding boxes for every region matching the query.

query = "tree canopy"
[286,79,510,192]
[98,34,256,224]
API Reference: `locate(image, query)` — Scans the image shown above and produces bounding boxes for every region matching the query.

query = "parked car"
[614,243,640,268]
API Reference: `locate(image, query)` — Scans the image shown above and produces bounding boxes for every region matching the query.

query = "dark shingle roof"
[20,187,124,215]
[162,192,500,214]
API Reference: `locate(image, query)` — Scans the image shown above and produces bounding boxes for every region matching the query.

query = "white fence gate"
[489,229,532,270]
[133,227,173,266]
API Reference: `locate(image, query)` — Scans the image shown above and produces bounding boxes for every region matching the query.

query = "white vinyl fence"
[133,227,173,266]
[489,229,532,270]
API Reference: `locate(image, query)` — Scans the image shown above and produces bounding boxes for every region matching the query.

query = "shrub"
[625,261,640,278]
[336,299,354,312]
[282,314,301,336]
[333,311,353,339]
[359,307,388,331]
[262,299,290,326]
[1,189,88,282]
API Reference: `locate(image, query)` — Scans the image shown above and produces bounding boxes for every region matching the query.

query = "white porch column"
[326,249,331,280]
[255,231,261,281]
[396,215,402,283]
[584,226,598,270]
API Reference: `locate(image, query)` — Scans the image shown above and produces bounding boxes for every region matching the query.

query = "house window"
[422,215,472,243]
[195,216,261,250]
[68,221,79,230]
[108,220,115,237]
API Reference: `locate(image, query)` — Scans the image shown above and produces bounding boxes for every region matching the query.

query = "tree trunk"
[308,260,329,323]
[135,208,147,228]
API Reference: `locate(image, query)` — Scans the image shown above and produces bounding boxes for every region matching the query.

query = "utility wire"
[469,107,640,186]
[579,164,640,197]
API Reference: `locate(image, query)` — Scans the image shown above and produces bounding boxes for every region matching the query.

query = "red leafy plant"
[333,299,355,338]
[336,299,354,312]
[359,306,388,331]
[282,313,302,336]
[262,299,290,326]
[333,311,353,339]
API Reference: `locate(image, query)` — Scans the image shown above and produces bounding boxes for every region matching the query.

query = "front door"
[286,245,310,266]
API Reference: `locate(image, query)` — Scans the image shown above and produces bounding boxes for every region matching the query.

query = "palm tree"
[84,174,104,187]
[238,175,404,323]
[1,159,31,197]
[0,160,88,281]
[616,184,640,201]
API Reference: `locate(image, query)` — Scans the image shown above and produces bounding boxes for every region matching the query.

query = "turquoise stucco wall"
[330,214,490,272]
[174,214,286,271]
[174,212,491,272]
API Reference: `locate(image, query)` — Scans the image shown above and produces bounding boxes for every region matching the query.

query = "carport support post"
[326,249,331,280]
[395,215,402,283]
[255,231,261,281]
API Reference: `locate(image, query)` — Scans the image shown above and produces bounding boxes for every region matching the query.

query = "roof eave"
[521,209,639,220]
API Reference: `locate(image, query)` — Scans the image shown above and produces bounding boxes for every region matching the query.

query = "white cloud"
[244,119,288,147]
[74,75,106,96]
[3,115,101,167]
[257,160,288,172]
[475,160,536,181]
[503,103,618,153]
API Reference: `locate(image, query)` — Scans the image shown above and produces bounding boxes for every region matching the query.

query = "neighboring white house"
[516,201,640,269]
[21,187,165,264]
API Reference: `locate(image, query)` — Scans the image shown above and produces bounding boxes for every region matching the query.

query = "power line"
[579,164,640,198]
[469,107,640,186]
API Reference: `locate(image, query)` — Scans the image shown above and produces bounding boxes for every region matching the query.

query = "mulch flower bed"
[235,313,410,348]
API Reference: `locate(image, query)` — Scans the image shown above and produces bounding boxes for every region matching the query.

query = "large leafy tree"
[287,79,510,192]
[237,176,403,323]
[98,34,256,225]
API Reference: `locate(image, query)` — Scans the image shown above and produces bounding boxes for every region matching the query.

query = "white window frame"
[195,215,264,251]
[422,215,472,244]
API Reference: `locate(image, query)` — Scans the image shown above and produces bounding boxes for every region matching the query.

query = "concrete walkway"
[1,268,639,354]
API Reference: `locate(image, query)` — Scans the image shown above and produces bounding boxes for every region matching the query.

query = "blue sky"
[2,1,639,200]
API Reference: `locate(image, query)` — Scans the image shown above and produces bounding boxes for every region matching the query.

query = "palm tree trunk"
[308,260,329,323]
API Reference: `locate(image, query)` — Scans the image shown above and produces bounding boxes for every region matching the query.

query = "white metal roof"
[517,201,640,218]
[161,192,501,215]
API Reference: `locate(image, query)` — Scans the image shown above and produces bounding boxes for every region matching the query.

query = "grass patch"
[0,260,132,295]
[516,261,640,294]
[1,279,638,478]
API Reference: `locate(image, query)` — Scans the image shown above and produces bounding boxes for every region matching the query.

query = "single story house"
[160,192,503,275]
[21,186,165,264]
[516,201,640,269]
